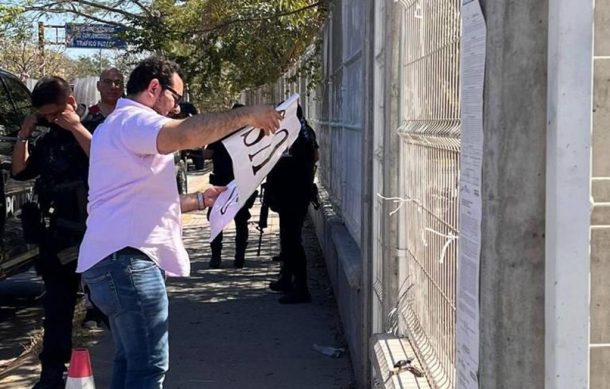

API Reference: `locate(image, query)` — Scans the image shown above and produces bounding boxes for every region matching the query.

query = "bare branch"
[25,0,144,23]
[194,1,324,34]
[67,0,143,20]
[131,0,154,18]
[25,5,128,28]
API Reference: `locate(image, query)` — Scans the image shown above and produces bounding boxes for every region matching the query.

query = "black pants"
[278,201,309,291]
[208,192,257,260]
[35,241,80,373]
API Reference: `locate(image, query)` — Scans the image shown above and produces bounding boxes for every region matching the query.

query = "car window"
[0,77,17,137]
[1,75,32,135]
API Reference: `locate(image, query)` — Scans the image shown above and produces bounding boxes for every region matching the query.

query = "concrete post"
[361,0,376,385]
[477,0,548,387]
[381,0,402,327]
[546,0,593,388]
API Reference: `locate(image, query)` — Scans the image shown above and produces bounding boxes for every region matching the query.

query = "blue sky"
[2,0,97,59]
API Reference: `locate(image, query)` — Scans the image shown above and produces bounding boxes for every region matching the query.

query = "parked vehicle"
[0,69,39,279]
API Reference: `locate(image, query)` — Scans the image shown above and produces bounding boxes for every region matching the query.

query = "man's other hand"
[19,114,38,138]
[203,186,227,208]
[244,105,282,135]
[54,105,82,132]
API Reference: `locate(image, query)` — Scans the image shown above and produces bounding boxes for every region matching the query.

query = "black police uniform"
[12,115,94,388]
[265,118,318,302]
[206,140,257,268]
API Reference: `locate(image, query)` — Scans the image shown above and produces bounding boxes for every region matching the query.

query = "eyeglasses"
[101,78,124,88]
[164,85,183,107]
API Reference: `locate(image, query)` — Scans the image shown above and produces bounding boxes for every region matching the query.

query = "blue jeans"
[83,249,168,389]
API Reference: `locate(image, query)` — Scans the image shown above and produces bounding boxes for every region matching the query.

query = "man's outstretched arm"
[156,105,281,155]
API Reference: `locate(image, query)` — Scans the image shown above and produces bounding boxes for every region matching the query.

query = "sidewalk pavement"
[88,172,354,388]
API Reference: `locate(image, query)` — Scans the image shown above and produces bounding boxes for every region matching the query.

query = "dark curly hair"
[126,56,184,95]
[31,76,71,108]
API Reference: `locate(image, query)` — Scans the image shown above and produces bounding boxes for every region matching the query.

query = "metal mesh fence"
[396,0,461,387]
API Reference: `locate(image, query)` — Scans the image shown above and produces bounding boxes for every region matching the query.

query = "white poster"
[208,180,239,242]
[457,1,486,388]
[208,94,301,241]
[222,94,301,208]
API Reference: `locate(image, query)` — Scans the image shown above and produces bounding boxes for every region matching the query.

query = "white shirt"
[77,98,190,276]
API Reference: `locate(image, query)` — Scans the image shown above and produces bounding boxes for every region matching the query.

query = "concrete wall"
[591,0,610,386]
[478,0,548,387]
[309,186,366,388]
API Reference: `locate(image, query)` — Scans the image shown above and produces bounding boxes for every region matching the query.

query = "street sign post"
[65,23,127,49]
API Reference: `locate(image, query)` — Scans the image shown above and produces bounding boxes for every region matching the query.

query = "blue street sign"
[65,23,127,49]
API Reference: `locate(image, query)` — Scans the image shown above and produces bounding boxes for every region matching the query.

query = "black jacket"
[12,109,98,244]
[265,121,318,210]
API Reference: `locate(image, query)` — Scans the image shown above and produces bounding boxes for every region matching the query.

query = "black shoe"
[272,255,282,262]
[278,290,312,304]
[269,278,292,293]
[234,258,245,268]
[209,257,221,269]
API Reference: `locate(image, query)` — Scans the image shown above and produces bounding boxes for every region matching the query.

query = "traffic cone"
[65,348,96,389]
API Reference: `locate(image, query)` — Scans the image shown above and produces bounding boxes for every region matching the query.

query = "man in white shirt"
[79,56,281,388]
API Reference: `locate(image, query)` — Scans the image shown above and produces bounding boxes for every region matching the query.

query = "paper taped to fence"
[457,1,486,388]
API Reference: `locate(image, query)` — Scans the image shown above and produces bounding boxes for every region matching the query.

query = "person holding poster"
[266,105,319,304]
[81,67,125,330]
[77,56,281,387]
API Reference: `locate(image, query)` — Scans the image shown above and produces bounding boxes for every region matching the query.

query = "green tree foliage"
[72,53,113,77]
[18,0,326,109]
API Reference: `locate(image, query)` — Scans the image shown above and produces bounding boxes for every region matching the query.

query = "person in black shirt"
[205,103,257,269]
[11,76,94,389]
[266,104,319,304]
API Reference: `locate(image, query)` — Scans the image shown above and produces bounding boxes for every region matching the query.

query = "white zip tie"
[376,193,422,216]
[377,193,457,263]
[422,228,458,264]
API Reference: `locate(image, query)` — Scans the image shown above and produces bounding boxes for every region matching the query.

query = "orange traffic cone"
[65,348,96,389]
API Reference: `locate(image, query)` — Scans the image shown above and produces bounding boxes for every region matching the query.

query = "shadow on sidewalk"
[91,216,354,389]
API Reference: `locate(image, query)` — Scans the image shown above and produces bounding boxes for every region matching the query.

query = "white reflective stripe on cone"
[65,376,95,389]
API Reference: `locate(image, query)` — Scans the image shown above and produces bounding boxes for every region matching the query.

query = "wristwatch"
[16,132,28,143]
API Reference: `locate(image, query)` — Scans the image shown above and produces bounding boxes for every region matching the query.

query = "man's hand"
[203,186,227,208]
[19,114,38,138]
[244,105,283,135]
[54,105,82,132]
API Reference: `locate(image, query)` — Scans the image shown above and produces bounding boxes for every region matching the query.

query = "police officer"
[266,105,319,304]
[205,103,258,269]
[11,76,94,389]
